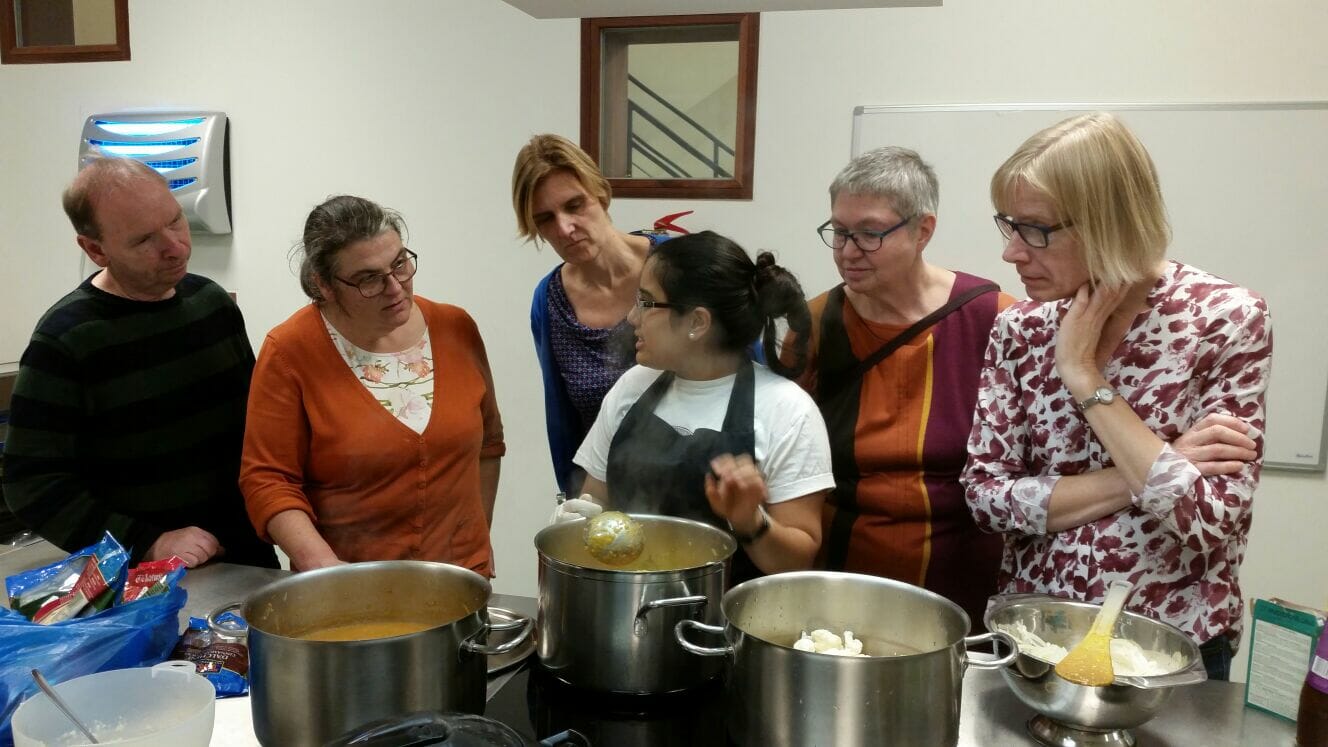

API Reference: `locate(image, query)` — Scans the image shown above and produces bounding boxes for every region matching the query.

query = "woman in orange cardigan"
[241,196,504,573]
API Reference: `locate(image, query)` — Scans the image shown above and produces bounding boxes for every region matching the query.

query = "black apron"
[605,360,761,585]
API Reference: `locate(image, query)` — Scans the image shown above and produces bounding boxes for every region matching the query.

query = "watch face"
[1097,387,1116,404]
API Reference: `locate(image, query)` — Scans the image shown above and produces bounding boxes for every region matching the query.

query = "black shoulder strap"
[843,282,999,386]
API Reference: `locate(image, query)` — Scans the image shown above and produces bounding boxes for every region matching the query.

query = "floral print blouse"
[325,317,435,434]
[963,261,1272,646]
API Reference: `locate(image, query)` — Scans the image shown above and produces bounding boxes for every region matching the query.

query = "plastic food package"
[6,533,130,623]
[170,614,250,697]
[119,556,187,605]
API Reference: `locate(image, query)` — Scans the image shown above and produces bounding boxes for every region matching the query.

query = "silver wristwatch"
[1077,386,1117,412]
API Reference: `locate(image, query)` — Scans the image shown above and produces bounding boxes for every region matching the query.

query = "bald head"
[63,157,171,239]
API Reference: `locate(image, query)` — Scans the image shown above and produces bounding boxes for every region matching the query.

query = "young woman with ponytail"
[571,231,834,581]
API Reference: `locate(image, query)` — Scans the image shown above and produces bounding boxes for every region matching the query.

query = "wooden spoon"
[1055,580,1134,687]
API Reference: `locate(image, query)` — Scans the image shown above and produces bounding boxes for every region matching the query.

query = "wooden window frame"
[581,13,759,200]
[1,0,130,64]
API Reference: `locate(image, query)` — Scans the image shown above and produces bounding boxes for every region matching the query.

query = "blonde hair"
[511,134,611,242]
[991,112,1171,287]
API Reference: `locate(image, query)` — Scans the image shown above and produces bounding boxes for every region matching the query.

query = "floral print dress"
[962,261,1273,647]
[325,317,434,434]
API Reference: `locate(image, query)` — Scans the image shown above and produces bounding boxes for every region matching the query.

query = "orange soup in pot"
[297,620,434,641]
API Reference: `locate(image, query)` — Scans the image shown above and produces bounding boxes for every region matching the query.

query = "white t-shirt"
[574,364,836,503]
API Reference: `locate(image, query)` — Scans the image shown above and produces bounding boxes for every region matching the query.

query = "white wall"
[0,0,581,598]
[1,0,1325,683]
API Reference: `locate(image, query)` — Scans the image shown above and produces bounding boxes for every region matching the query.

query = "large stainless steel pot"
[676,571,1018,747]
[238,560,531,747]
[534,514,735,694]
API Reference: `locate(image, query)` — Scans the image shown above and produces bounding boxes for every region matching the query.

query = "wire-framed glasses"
[817,216,914,252]
[993,215,1073,249]
[334,249,419,298]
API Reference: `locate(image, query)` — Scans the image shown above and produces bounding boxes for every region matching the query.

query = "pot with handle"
[675,570,1018,747]
[534,514,735,694]
[234,560,531,747]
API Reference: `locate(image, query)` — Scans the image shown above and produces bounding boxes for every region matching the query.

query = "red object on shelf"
[653,211,693,235]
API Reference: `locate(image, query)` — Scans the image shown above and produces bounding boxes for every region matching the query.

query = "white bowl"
[12,661,214,747]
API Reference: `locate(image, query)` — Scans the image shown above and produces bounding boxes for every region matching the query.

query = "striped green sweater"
[2,274,276,566]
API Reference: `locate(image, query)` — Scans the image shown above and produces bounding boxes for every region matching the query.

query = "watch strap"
[734,505,772,545]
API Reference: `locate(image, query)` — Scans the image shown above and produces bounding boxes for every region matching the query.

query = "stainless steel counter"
[2,542,1300,746]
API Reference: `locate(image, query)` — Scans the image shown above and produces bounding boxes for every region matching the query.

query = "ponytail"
[753,251,810,378]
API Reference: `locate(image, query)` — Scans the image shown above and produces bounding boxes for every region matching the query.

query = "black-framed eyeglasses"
[634,292,683,311]
[334,249,419,298]
[993,214,1073,249]
[817,216,914,252]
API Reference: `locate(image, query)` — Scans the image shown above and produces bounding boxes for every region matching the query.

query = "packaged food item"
[118,556,187,604]
[170,615,250,697]
[5,532,129,624]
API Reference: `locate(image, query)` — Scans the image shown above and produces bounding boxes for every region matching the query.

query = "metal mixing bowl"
[984,594,1207,735]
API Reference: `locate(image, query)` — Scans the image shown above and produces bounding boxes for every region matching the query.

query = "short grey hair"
[828,146,939,218]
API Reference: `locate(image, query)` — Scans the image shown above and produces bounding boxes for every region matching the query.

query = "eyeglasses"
[817,216,914,252]
[993,214,1074,249]
[634,292,683,311]
[334,249,419,298]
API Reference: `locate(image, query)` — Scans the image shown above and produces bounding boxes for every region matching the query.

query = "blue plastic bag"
[0,584,185,746]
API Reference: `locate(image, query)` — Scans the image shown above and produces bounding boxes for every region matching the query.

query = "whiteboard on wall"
[851,102,1328,471]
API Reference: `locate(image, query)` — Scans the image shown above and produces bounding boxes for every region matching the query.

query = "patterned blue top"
[547,268,635,430]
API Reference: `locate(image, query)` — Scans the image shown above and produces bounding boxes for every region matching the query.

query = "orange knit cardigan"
[240,298,505,575]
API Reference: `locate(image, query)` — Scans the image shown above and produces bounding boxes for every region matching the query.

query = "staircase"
[626,75,735,179]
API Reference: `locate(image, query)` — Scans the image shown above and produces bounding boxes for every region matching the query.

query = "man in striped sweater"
[1,157,275,568]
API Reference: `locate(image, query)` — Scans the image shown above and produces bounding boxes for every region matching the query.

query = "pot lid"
[325,711,532,747]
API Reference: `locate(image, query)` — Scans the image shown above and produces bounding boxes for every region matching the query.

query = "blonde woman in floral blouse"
[962,113,1272,681]
[241,196,504,574]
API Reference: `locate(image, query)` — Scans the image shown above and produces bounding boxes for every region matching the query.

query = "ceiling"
[499,0,939,20]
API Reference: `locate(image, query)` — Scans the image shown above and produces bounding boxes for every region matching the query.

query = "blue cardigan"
[530,234,669,493]
[530,266,582,494]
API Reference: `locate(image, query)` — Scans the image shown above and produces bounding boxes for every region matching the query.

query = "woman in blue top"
[511,134,667,494]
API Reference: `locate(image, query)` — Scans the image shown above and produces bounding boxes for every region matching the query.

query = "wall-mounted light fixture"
[78,111,231,234]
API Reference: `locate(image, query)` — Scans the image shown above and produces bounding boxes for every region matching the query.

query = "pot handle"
[634,594,707,636]
[674,619,732,657]
[961,630,1020,670]
[460,613,534,656]
[204,601,249,640]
